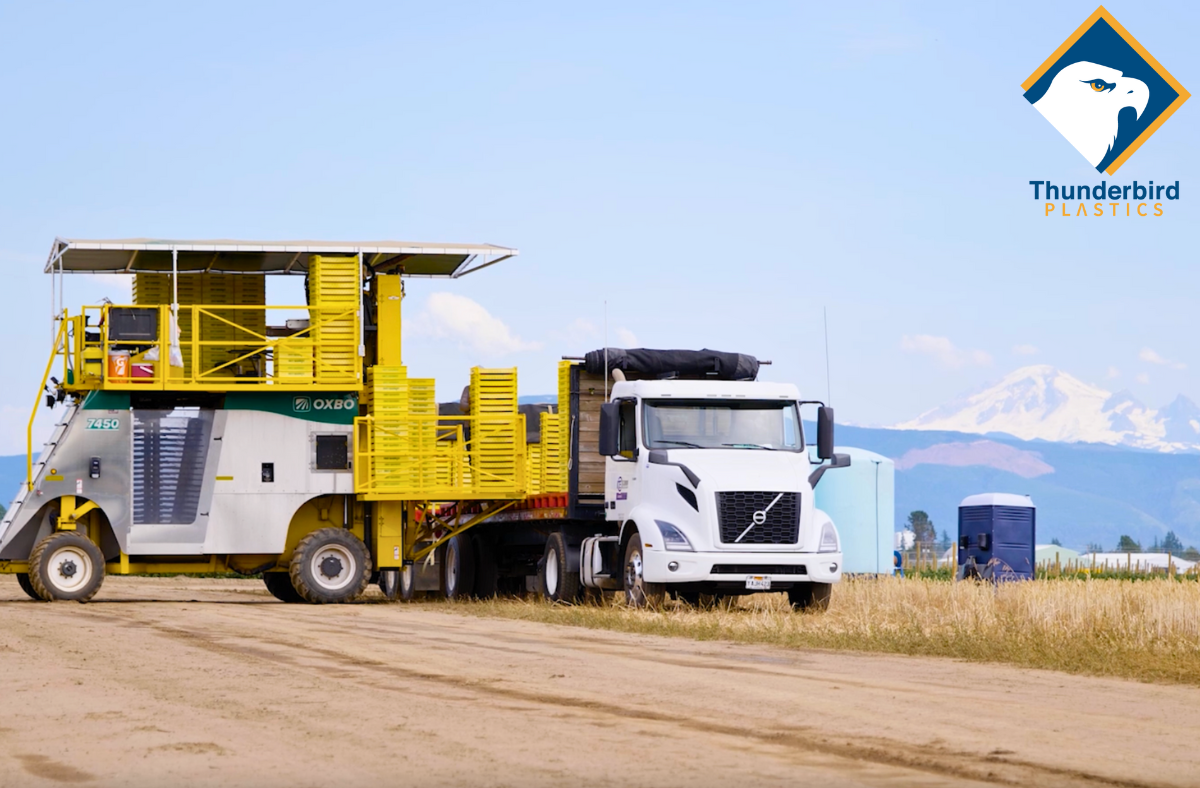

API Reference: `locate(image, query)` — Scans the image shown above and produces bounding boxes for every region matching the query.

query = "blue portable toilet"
[957,493,1036,580]
[811,447,894,574]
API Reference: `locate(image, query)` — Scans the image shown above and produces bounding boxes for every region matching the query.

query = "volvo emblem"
[752,510,767,525]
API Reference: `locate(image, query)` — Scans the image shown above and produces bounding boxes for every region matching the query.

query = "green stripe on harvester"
[81,391,132,410]
[223,392,359,425]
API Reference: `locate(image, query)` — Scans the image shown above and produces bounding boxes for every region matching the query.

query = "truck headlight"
[655,520,694,552]
[819,522,840,553]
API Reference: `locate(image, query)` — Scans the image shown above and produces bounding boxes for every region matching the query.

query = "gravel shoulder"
[0,576,1195,788]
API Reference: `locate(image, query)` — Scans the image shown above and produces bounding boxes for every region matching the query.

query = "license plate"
[745,575,771,591]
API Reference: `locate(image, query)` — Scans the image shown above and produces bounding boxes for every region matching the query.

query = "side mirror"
[599,402,620,457]
[816,405,835,460]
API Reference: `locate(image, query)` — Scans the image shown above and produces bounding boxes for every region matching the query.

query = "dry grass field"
[456,576,1200,686]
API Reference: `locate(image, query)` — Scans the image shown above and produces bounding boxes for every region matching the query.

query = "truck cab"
[596,379,847,609]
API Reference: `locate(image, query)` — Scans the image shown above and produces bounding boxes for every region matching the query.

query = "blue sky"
[1,1,1197,453]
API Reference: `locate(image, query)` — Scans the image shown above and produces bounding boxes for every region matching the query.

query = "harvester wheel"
[539,532,580,603]
[16,573,42,601]
[28,531,105,602]
[622,533,665,609]
[787,582,832,612]
[441,535,475,599]
[289,528,371,604]
[262,572,304,603]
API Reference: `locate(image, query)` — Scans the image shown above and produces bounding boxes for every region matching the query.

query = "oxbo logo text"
[293,397,356,413]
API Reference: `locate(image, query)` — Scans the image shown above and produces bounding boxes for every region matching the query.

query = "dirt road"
[0,577,1196,788]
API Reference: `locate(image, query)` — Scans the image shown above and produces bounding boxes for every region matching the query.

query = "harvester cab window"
[315,434,350,470]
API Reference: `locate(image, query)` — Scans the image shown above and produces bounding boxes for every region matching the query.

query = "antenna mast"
[823,306,832,406]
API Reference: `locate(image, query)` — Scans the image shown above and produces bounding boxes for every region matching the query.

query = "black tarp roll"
[583,348,759,381]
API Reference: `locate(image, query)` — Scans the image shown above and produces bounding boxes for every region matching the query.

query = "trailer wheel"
[398,564,428,602]
[539,532,580,603]
[378,568,401,601]
[28,531,105,602]
[16,573,42,601]
[442,535,475,599]
[623,533,665,609]
[472,533,499,599]
[262,572,304,603]
[289,528,371,604]
[787,582,832,612]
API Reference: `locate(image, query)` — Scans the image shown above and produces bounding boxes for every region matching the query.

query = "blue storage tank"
[811,447,894,574]
[957,494,1036,580]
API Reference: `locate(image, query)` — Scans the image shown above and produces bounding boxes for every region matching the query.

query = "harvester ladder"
[0,402,79,539]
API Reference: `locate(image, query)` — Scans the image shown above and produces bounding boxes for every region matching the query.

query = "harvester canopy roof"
[45,238,517,278]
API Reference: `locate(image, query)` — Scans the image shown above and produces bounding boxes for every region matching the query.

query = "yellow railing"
[61,303,361,392]
[354,414,528,500]
[29,319,69,490]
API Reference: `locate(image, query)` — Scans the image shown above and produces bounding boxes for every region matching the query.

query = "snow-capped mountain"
[895,365,1200,453]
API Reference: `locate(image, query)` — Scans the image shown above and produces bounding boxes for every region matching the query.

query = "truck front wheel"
[787,582,832,612]
[623,534,665,609]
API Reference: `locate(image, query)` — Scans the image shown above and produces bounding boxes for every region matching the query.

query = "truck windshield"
[642,400,802,452]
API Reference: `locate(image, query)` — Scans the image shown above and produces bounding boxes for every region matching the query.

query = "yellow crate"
[308,255,359,382]
[275,339,313,381]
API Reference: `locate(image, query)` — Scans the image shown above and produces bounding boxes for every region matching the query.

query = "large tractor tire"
[263,571,304,603]
[787,582,832,612]
[289,528,371,604]
[539,532,580,604]
[441,535,475,600]
[16,573,41,601]
[622,532,665,609]
[28,531,106,602]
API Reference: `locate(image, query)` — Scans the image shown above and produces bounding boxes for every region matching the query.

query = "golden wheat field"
[454,577,1200,686]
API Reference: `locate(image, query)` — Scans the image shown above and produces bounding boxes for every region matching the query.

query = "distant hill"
[895,365,1200,454]
[834,424,1200,553]
[0,454,26,511]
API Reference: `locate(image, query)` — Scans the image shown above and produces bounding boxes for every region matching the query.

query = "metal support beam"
[411,501,518,562]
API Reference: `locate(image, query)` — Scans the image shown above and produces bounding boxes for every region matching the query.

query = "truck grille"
[711,564,806,575]
[716,491,800,545]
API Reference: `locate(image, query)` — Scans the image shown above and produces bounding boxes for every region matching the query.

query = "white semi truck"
[2,239,847,610]
[508,349,849,610]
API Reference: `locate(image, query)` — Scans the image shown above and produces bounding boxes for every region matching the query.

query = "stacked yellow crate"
[526,444,543,495]
[368,366,439,496]
[539,411,565,492]
[470,367,521,493]
[308,255,359,384]
[369,366,408,494]
[200,273,234,375]
[133,272,199,374]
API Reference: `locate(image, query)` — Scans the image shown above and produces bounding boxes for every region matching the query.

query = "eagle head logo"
[1033,62,1148,168]
[1022,8,1188,175]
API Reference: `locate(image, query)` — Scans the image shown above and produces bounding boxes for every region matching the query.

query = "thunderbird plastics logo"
[1023,7,1189,174]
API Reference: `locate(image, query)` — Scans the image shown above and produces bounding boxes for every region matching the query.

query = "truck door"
[606,398,640,522]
